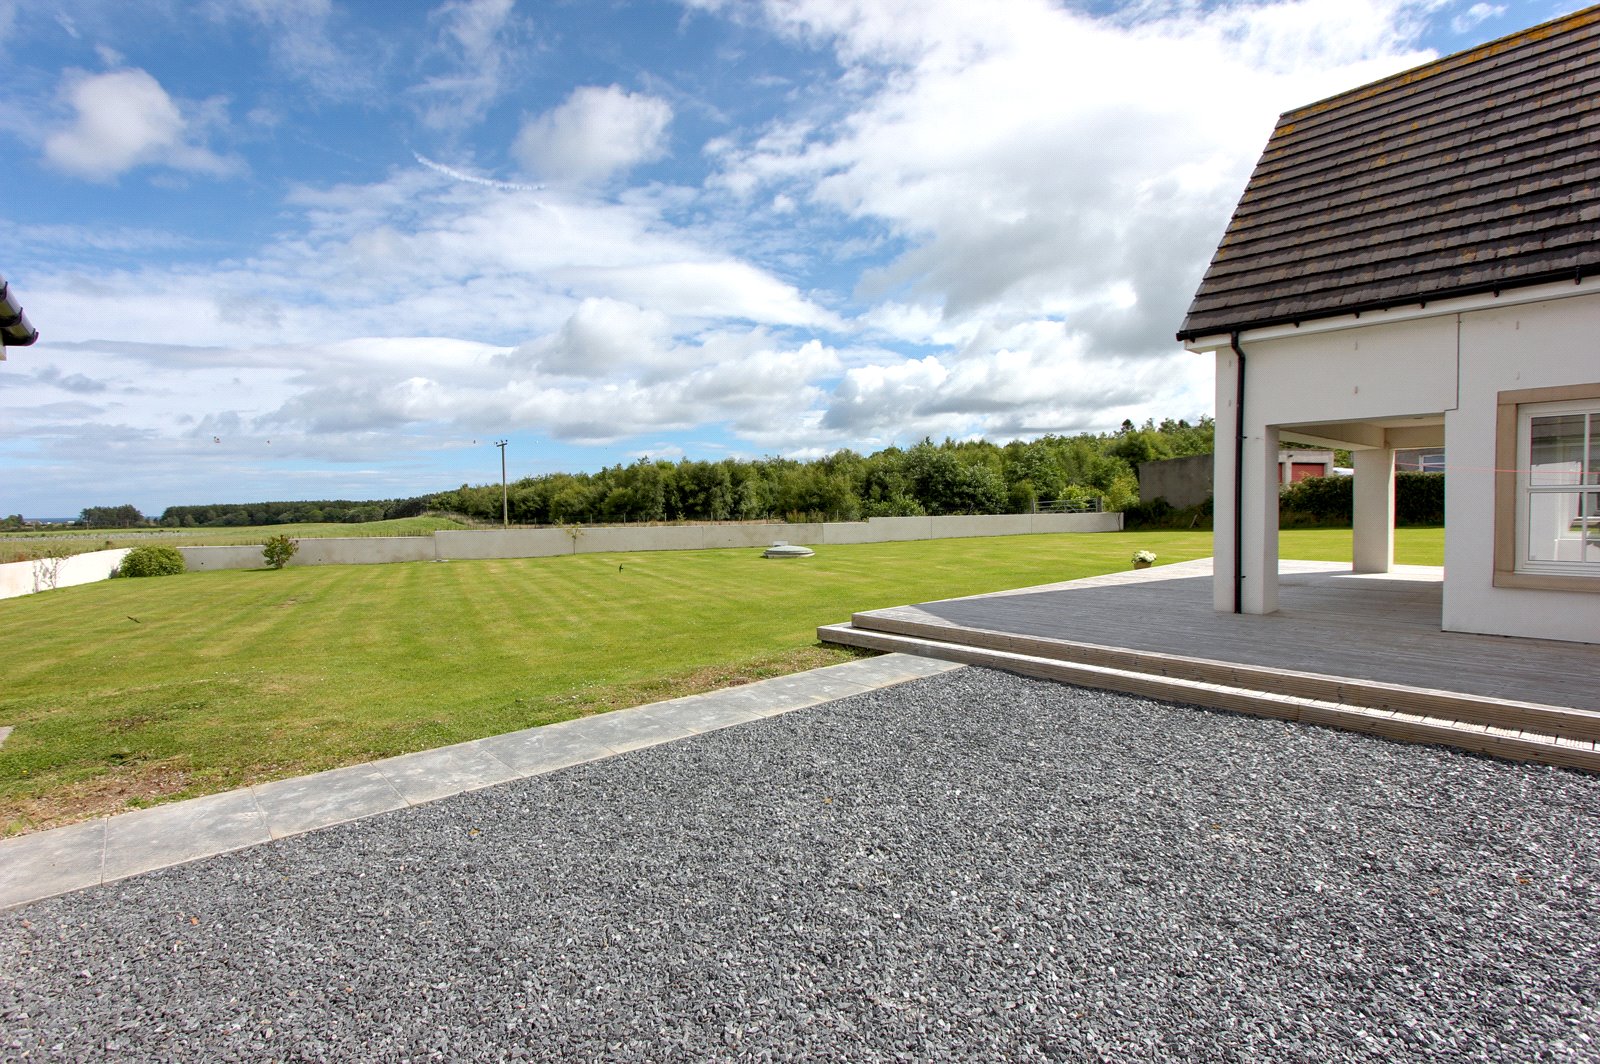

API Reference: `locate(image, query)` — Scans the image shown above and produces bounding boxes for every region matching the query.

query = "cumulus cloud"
[8,0,1473,513]
[43,69,240,182]
[513,85,673,184]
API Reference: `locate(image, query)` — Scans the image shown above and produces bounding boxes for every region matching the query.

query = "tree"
[262,535,299,569]
[81,504,144,528]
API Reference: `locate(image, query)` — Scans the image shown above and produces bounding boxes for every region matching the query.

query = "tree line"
[72,418,1214,529]
[433,420,1214,525]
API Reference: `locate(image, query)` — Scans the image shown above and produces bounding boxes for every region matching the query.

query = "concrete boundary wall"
[0,548,130,600]
[59,512,1123,582]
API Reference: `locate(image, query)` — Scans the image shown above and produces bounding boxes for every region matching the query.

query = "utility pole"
[495,439,509,527]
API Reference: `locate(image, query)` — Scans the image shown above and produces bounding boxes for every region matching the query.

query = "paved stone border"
[0,653,961,911]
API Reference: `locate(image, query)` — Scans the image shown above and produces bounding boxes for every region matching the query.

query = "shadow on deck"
[820,559,1600,773]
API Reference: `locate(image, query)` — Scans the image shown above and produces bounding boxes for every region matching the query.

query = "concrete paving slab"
[251,765,408,839]
[473,721,621,776]
[629,690,778,733]
[0,818,105,908]
[561,705,699,755]
[102,789,269,883]
[374,742,521,805]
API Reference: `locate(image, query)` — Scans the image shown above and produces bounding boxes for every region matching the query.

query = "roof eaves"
[0,274,39,348]
[1174,262,1598,343]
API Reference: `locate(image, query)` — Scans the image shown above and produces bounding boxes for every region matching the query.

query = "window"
[1495,384,1600,591]
[1520,403,1600,572]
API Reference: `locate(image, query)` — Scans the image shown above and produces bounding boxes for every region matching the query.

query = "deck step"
[839,612,1600,744]
[817,623,1600,775]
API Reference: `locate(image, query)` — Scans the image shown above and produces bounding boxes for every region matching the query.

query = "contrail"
[413,152,545,193]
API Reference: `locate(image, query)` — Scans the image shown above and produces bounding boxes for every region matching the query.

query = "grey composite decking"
[848,560,1598,713]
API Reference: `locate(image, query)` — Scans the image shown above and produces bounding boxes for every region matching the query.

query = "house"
[1275,450,1335,485]
[0,272,38,356]
[1177,6,1600,645]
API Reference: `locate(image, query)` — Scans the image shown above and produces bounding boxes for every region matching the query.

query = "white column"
[1240,424,1280,614]
[1352,447,1396,573]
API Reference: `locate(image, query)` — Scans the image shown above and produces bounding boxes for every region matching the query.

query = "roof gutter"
[1229,332,1246,615]
[0,274,39,349]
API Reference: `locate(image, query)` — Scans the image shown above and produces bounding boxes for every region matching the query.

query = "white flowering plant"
[1132,550,1157,564]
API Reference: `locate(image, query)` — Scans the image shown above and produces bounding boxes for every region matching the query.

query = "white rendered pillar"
[1240,424,1280,614]
[1352,447,1396,573]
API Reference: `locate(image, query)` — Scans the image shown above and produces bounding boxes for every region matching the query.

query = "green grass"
[0,516,472,563]
[0,528,1441,833]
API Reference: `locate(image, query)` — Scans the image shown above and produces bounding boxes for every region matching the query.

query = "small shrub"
[119,544,186,578]
[263,535,299,570]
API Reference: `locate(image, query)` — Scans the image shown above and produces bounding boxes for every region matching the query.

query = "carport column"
[1352,447,1396,573]
[1211,343,1279,615]
[1240,424,1281,614]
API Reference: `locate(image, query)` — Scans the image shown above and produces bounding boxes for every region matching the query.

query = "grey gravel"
[3,667,1598,1063]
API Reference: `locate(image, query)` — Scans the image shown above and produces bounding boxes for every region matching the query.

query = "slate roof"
[1177,6,1600,341]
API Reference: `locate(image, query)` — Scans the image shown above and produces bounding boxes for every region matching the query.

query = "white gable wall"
[1194,279,1600,645]
[1446,291,1600,641]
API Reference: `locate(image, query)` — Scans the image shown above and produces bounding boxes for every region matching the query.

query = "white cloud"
[43,69,240,182]
[513,85,674,184]
[412,0,521,130]
[711,0,1440,369]
[1451,3,1505,33]
[211,0,374,98]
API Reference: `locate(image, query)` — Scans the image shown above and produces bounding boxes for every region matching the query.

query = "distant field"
[0,527,1440,834]
[0,516,472,563]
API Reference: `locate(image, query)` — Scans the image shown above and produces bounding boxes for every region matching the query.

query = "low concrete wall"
[178,545,265,571]
[107,512,1128,577]
[433,529,574,560]
[0,548,131,600]
[180,537,439,570]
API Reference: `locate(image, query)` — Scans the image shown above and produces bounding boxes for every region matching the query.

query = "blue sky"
[0,0,1569,516]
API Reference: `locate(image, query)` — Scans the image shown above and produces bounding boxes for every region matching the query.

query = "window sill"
[1493,569,1600,593]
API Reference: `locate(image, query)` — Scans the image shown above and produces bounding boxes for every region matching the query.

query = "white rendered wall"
[1444,292,1600,642]
[0,548,129,600]
[1204,314,1459,614]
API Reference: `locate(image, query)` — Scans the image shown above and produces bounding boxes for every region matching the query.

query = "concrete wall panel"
[435,529,571,560]
[176,546,264,571]
[296,538,436,566]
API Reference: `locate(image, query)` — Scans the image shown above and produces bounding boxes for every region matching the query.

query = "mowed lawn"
[0,528,1441,834]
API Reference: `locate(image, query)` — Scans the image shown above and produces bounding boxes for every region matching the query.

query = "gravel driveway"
[3,667,1597,1062]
